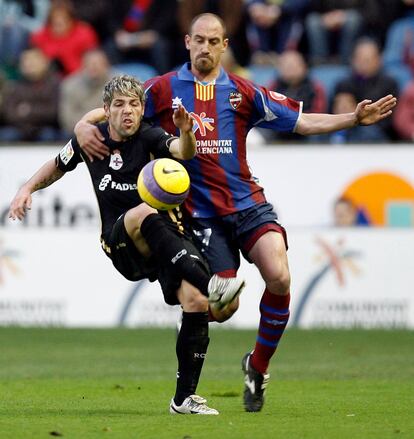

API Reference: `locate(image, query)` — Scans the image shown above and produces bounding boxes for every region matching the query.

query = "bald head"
[189,13,227,39]
[185,13,229,79]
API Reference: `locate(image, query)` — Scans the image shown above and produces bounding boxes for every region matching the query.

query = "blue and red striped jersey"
[144,63,302,218]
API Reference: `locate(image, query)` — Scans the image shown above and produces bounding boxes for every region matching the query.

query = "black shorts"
[101,213,210,305]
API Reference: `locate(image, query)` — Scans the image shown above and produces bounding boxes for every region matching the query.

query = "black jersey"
[56,121,177,240]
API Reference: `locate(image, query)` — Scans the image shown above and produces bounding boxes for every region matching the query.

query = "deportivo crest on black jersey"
[56,121,177,240]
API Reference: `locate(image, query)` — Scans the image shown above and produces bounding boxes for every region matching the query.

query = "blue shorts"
[189,202,287,276]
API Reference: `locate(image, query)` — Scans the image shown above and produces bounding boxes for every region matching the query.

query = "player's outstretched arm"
[170,105,196,160]
[9,159,65,221]
[74,108,109,162]
[296,95,397,136]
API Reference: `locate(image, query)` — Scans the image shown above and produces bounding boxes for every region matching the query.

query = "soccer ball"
[137,158,190,210]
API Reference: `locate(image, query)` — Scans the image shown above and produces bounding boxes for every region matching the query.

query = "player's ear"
[184,34,191,50]
[222,38,229,53]
[104,103,110,118]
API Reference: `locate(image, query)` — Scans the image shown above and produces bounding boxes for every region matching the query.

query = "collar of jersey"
[177,62,230,86]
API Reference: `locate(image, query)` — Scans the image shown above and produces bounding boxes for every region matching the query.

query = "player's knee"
[125,204,157,236]
[266,266,291,295]
[178,281,209,312]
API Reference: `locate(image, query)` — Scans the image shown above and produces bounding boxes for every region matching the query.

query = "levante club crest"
[229,92,242,109]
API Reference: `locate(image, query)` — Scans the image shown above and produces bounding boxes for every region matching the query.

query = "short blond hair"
[103,75,145,106]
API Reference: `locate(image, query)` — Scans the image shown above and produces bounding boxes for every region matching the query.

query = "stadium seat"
[309,64,350,103]
[248,64,278,88]
[113,62,158,82]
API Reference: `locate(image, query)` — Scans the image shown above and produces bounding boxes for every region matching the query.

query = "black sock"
[140,214,210,295]
[174,311,209,405]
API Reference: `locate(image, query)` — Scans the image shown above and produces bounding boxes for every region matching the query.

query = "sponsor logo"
[194,353,206,358]
[171,249,187,264]
[162,167,180,174]
[229,91,242,109]
[59,140,74,165]
[0,238,19,284]
[99,174,112,191]
[338,172,414,226]
[195,139,233,154]
[190,112,214,136]
[292,237,362,326]
[99,174,136,192]
[109,150,123,170]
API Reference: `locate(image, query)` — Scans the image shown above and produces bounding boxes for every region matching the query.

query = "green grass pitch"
[0,327,413,439]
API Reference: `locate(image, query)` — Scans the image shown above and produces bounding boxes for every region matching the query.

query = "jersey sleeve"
[55,137,83,172]
[142,124,177,158]
[251,86,303,132]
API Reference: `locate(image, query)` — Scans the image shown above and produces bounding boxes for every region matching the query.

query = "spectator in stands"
[59,49,113,134]
[383,1,414,76]
[0,48,61,141]
[305,0,363,65]
[334,38,399,141]
[0,0,50,77]
[69,0,131,64]
[360,0,407,48]
[393,80,414,141]
[327,92,385,143]
[333,196,370,226]
[30,0,98,76]
[178,0,250,66]
[246,0,309,65]
[112,0,180,74]
[333,197,360,226]
[260,50,327,142]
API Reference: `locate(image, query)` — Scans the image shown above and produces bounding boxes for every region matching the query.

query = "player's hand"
[173,105,194,133]
[355,95,397,126]
[8,188,32,221]
[74,120,109,162]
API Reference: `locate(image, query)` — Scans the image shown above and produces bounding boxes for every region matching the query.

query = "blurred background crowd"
[0,0,414,144]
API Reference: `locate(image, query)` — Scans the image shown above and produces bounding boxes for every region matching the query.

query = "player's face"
[185,17,228,75]
[105,93,144,141]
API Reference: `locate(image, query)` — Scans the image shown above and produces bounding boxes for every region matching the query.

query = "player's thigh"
[105,213,158,282]
[248,231,290,286]
[124,204,157,255]
[189,216,240,276]
[233,202,290,282]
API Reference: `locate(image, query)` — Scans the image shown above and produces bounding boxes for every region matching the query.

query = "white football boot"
[208,274,245,310]
[169,395,219,415]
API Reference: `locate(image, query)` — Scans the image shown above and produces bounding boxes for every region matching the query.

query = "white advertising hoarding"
[0,228,413,328]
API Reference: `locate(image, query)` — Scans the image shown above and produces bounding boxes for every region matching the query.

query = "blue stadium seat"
[248,64,278,88]
[113,62,158,82]
[309,64,350,103]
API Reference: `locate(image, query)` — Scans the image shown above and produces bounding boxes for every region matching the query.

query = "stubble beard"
[194,57,215,74]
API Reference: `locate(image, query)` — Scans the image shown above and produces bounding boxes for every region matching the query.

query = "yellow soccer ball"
[137,158,190,210]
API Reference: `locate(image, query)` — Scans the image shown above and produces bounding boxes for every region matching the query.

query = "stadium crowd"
[0,0,413,143]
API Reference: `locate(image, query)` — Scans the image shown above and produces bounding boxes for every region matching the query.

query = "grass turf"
[0,327,413,439]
